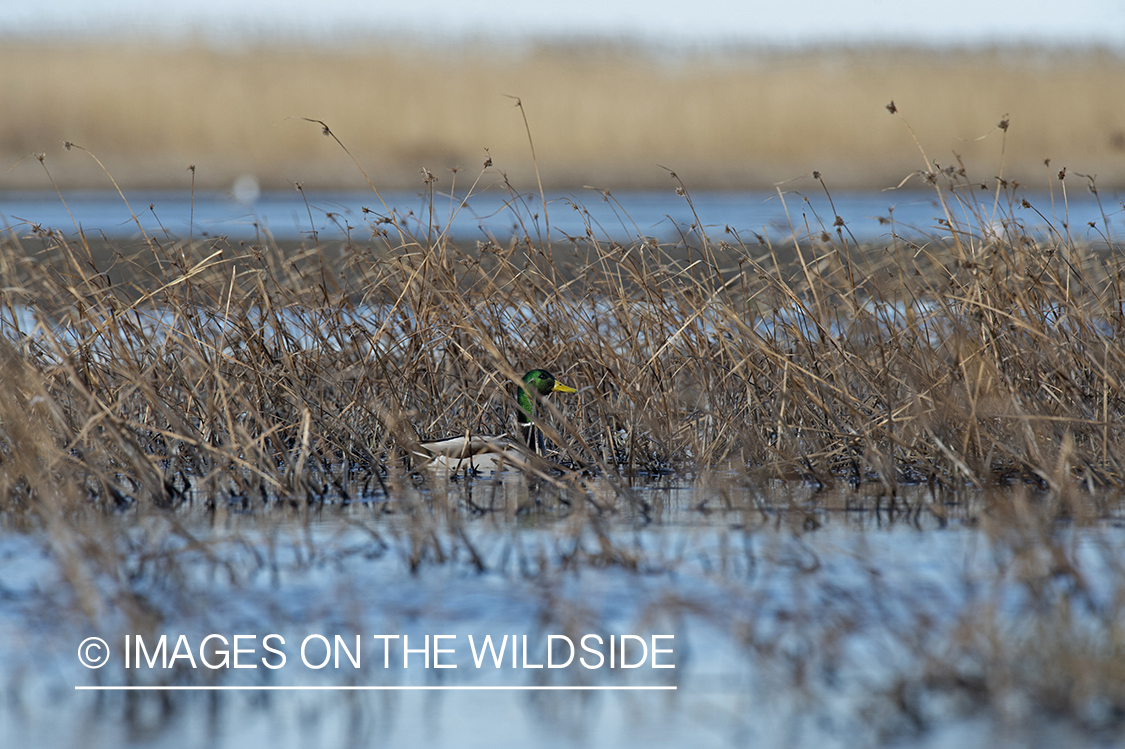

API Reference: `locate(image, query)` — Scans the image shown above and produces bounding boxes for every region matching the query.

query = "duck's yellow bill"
[552,382,577,394]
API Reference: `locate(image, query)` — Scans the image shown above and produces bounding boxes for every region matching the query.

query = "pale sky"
[0,0,1122,47]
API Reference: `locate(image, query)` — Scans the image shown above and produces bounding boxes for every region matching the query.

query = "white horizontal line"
[75,685,677,691]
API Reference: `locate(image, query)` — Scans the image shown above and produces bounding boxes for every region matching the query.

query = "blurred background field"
[2,41,1125,192]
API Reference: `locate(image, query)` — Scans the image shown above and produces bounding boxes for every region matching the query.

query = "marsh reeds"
[4,152,1125,507]
[2,139,1124,737]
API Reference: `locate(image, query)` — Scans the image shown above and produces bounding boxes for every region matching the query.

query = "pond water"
[3,480,1123,749]
[1,187,1120,244]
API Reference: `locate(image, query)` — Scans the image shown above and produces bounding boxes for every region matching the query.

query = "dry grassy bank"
[2,40,1125,190]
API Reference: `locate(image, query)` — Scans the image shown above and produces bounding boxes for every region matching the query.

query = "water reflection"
[2,480,1122,748]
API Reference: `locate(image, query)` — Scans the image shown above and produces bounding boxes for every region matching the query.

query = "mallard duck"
[417,369,578,474]
[515,368,578,452]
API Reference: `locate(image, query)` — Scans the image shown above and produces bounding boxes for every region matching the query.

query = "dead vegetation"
[3,129,1125,512]
[1,115,1125,740]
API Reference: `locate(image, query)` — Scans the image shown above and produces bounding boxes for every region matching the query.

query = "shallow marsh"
[1,159,1124,747]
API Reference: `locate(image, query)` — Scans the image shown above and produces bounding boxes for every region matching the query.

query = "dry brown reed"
[3,137,1125,513]
[2,125,1125,735]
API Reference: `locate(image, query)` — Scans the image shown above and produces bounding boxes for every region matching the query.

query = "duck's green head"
[516,369,577,420]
